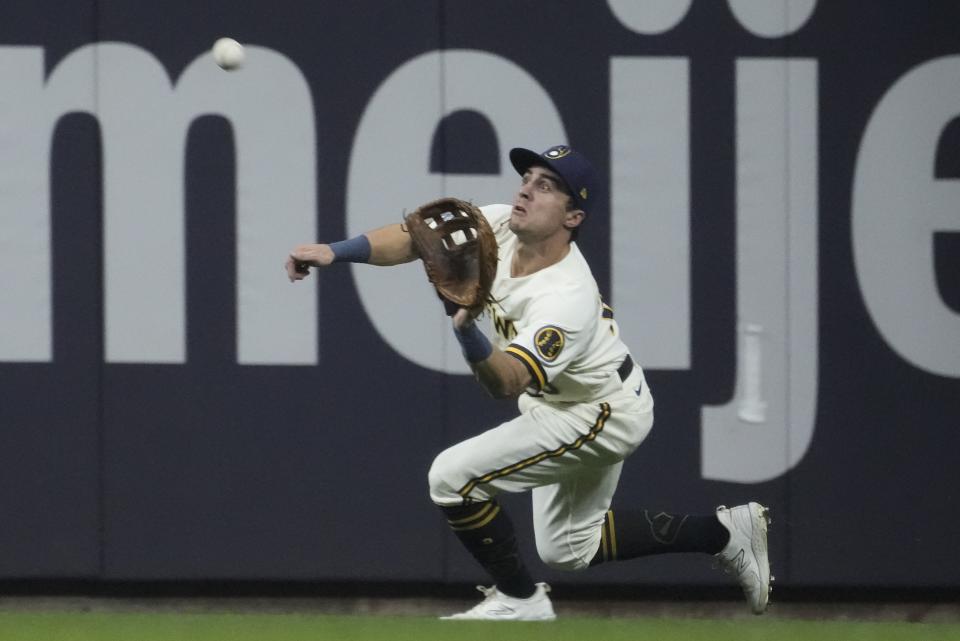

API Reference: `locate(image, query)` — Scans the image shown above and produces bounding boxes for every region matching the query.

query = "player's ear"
[563,208,585,231]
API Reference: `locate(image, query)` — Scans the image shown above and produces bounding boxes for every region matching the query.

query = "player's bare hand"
[452,306,481,330]
[286,244,335,282]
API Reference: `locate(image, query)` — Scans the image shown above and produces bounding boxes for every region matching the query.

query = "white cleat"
[715,503,772,615]
[440,582,556,621]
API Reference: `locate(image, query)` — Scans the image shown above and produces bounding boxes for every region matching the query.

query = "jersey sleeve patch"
[534,325,565,362]
[505,343,548,390]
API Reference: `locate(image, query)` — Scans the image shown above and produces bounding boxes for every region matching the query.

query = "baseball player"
[285,145,771,620]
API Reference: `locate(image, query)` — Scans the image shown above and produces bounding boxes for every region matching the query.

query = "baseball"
[212,37,245,70]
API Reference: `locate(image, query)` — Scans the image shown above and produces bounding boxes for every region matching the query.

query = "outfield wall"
[1,1,958,589]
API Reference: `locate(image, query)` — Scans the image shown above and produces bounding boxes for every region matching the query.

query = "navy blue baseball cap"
[509,144,599,213]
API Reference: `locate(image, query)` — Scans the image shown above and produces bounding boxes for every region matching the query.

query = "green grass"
[0,611,957,641]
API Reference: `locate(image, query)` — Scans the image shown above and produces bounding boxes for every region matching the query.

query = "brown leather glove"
[404,197,498,315]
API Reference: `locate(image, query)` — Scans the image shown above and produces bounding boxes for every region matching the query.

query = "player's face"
[510,166,580,240]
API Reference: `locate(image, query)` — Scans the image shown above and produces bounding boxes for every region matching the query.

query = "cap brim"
[509,147,546,177]
[510,146,579,199]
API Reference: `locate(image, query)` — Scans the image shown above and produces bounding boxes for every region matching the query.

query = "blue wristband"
[329,235,371,263]
[454,323,493,363]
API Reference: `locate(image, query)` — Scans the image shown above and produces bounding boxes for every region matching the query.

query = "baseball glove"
[404,197,498,313]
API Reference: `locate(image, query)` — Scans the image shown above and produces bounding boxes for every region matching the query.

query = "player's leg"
[587,508,730,565]
[528,385,725,568]
[536,371,753,570]
[531,469,733,569]
[531,460,623,571]
[436,498,537,601]
[532,467,771,613]
[524,385,770,613]
[589,504,770,613]
[428,406,611,610]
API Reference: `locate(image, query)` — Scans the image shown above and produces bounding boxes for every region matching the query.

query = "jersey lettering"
[489,306,517,341]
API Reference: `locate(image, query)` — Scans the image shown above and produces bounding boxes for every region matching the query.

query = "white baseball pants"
[428,367,653,571]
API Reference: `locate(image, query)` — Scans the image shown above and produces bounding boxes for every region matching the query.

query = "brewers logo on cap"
[544,145,571,160]
[534,326,565,361]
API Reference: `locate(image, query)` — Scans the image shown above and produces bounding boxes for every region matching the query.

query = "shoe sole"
[439,614,556,621]
[749,502,772,615]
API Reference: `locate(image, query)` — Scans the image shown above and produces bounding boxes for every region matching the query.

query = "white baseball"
[212,37,245,70]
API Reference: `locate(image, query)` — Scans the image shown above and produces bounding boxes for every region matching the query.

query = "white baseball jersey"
[480,204,632,403]
[430,204,655,568]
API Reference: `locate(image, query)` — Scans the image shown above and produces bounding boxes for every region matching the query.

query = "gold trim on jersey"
[505,344,548,390]
[457,403,612,499]
[447,502,502,531]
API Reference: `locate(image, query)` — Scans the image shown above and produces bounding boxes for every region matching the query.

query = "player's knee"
[427,450,460,505]
[535,540,590,572]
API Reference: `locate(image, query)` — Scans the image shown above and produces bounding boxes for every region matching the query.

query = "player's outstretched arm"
[452,309,532,398]
[285,223,418,282]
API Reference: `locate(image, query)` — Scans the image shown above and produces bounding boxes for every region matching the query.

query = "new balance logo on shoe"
[730,548,749,576]
[487,605,517,616]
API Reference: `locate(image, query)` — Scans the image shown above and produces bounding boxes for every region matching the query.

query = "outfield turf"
[0,611,958,641]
